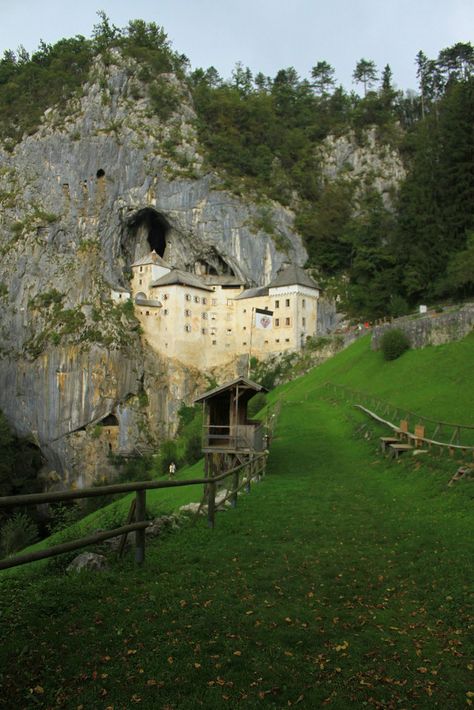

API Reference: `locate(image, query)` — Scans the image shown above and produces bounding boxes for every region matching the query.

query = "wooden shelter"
[194,377,268,455]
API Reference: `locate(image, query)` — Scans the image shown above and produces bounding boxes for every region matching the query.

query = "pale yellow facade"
[129,252,320,369]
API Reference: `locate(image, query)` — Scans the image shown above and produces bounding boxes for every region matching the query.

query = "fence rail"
[0,453,268,573]
[323,382,474,447]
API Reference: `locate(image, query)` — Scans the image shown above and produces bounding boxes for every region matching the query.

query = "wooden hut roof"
[193,377,267,403]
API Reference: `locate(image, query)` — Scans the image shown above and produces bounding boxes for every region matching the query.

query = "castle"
[112,251,322,369]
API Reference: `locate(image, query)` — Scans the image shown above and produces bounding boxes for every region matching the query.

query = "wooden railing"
[202,422,266,451]
[0,453,267,573]
[323,382,474,448]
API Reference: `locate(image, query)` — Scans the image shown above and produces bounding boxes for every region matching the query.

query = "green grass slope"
[0,333,473,708]
[278,332,474,423]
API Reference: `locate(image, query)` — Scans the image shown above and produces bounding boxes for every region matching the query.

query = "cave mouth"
[128,208,170,259]
[194,251,236,277]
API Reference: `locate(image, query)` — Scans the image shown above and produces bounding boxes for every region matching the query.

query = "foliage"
[0,14,187,146]
[0,411,42,523]
[380,328,411,360]
[0,512,38,557]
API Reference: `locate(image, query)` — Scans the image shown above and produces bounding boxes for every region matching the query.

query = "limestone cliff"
[0,51,307,487]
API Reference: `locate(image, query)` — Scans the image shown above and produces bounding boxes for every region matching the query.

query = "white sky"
[0,0,473,92]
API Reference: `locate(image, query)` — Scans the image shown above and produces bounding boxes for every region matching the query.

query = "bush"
[0,513,38,557]
[380,328,410,361]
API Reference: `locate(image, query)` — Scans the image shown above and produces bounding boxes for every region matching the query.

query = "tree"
[92,10,120,51]
[353,58,377,96]
[231,61,253,95]
[311,61,336,96]
[438,42,474,85]
[443,232,474,298]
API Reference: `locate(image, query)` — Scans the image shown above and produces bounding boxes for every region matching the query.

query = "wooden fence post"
[135,489,146,564]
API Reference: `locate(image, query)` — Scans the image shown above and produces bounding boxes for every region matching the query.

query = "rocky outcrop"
[0,52,308,488]
[318,127,405,208]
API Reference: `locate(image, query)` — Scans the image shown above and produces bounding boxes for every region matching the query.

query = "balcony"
[202,422,266,453]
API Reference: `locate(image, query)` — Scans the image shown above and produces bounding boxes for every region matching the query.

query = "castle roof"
[150,269,214,292]
[268,264,320,290]
[234,286,269,300]
[201,274,246,287]
[131,251,171,269]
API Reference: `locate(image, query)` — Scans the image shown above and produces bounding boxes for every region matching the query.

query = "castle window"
[212,340,217,345]
[185,293,191,301]
[139,279,142,285]
[202,297,207,305]
[202,312,208,320]
[243,309,247,313]
[139,266,143,272]
[285,299,290,307]
[162,294,168,300]
[243,326,247,331]
[275,318,280,327]
[276,338,280,343]
[184,324,192,332]
[302,317,306,327]
[163,309,168,315]
[226,328,232,335]
[202,327,207,335]
[194,296,200,303]
[264,340,269,344]
[275,300,280,308]
[302,298,306,308]
[285,317,291,326]
[212,298,217,306]
[211,313,217,320]
[285,338,290,342]
[145,311,150,316]
[210,327,216,335]
[243,341,247,345]
[185,309,191,317]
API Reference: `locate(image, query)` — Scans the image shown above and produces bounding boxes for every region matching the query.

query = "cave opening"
[101,414,119,426]
[194,252,236,277]
[127,208,170,259]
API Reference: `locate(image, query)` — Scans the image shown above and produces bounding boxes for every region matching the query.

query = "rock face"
[0,52,308,487]
[318,128,405,208]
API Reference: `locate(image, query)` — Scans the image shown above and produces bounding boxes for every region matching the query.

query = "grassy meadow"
[0,333,473,708]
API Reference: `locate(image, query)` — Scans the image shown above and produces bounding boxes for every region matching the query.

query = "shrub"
[380,328,410,361]
[0,513,38,557]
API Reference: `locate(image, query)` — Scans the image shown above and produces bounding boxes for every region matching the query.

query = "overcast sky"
[0,0,473,93]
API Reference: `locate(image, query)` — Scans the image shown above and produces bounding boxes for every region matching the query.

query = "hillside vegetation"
[0,333,472,708]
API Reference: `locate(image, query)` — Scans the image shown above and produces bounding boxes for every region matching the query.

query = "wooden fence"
[324,382,474,448]
[0,453,267,573]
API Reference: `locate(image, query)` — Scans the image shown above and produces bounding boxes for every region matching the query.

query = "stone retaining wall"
[371,303,474,350]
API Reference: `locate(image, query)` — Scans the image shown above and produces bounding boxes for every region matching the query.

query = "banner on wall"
[255,308,273,329]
